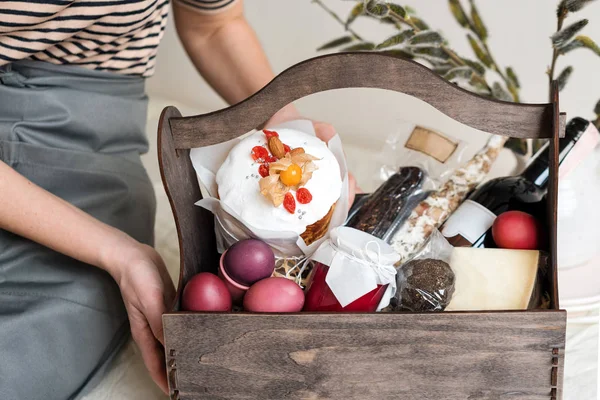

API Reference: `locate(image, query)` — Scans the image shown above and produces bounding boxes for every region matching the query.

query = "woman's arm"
[173,0,359,200]
[0,160,175,393]
[0,160,127,275]
[172,0,299,122]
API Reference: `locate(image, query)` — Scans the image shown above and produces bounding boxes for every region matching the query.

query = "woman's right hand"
[104,239,176,394]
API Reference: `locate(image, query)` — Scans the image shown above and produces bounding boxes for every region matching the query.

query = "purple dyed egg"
[223,239,275,286]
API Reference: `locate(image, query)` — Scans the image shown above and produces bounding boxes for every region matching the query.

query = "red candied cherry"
[258,163,270,178]
[283,192,296,214]
[251,146,269,161]
[263,130,279,139]
[296,188,313,204]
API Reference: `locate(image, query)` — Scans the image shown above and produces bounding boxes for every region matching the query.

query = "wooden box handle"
[167,52,554,149]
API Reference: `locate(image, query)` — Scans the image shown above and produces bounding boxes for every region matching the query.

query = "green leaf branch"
[313,0,600,153]
[549,0,599,98]
[449,0,520,101]
[313,0,496,96]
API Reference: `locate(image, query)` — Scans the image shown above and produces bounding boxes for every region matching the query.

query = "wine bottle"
[441,117,590,247]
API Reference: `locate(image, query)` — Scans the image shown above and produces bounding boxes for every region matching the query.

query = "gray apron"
[0,61,156,400]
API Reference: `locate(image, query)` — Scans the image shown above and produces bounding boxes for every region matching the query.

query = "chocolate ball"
[396,258,455,312]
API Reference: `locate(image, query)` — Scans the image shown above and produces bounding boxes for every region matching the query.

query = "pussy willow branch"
[312,0,364,41]
[481,40,518,101]
[548,10,568,99]
[457,9,518,101]
[388,10,491,90]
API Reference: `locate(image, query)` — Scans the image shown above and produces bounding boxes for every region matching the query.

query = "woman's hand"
[106,241,176,394]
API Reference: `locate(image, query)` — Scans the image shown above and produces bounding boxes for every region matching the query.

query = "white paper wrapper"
[311,227,399,310]
[189,119,349,259]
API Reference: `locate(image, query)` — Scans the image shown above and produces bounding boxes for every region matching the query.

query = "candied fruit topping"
[258,163,270,178]
[296,188,313,204]
[263,130,279,140]
[280,164,302,186]
[251,146,269,161]
[283,192,296,214]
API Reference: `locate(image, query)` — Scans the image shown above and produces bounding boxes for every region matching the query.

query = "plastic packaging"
[390,135,508,264]
[378,124,469,189]
[392,229,456,312]
[346,166,431,241]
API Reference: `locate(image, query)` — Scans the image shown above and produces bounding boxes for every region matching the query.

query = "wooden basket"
[158,53,567,400]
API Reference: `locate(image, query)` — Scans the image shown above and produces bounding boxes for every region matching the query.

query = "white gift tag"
[325,252,378,307]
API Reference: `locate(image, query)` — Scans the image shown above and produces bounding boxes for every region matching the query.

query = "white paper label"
[441,200,496,244]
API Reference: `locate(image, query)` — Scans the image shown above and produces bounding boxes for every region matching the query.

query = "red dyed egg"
[181,272,232,312]
[492,211,542,250]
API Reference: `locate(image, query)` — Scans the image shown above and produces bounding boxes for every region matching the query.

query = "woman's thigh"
[0,141,156,399]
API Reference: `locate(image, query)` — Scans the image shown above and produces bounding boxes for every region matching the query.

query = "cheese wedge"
[446,248,541,311]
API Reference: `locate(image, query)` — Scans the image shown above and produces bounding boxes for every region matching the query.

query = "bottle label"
[442,200,497,246]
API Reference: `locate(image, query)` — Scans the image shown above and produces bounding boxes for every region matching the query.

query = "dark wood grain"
[168,53,553,149]
[158,106,219,310]
[163,311,566,400]
[547,82,561,310]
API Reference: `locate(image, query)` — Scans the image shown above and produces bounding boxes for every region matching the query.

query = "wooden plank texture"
[169,53,554,149]
[158,106,219,309]
[164,311,566,400]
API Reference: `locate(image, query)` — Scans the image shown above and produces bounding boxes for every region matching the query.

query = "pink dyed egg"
[243,277,305,312]
[182,272,232,312]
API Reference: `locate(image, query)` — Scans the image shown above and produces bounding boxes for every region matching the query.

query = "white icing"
[216,129,342,235]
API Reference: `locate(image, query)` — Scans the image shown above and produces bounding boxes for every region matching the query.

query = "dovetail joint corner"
[550,347,559,399]
[168,349,179,399]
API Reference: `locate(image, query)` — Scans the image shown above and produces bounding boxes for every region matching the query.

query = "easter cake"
[216,128,343,245]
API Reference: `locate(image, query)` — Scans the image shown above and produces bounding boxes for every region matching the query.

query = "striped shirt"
[0,0,238,77]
